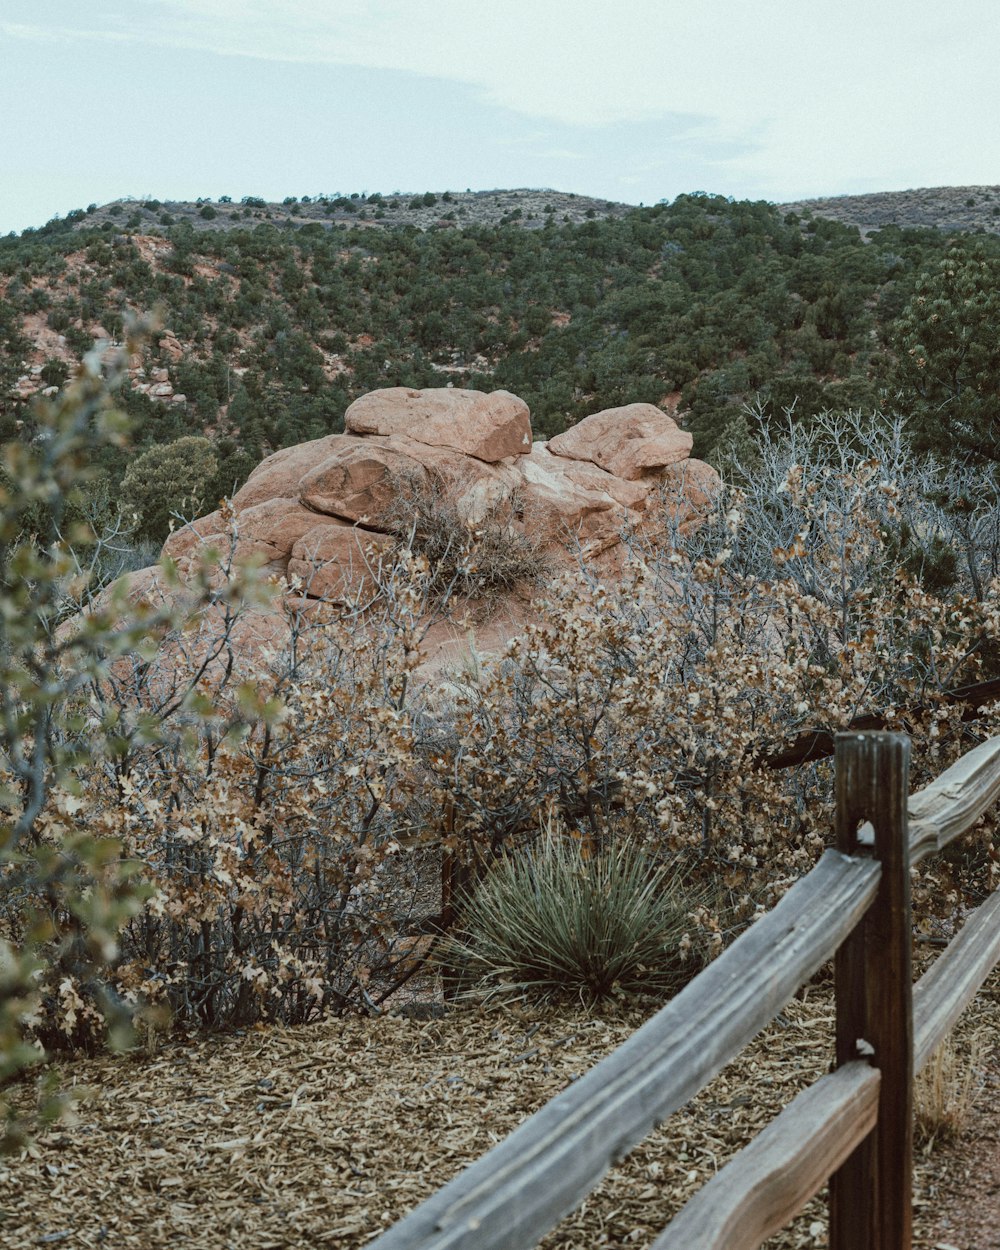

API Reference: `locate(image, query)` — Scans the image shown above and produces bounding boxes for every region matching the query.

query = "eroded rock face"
[163,499,347,577]
[547,403,693,480]
[215,500,347,576]
[232,434,345,510]
[519,444,625,544]
[287,525,396,601]
[299,438,430,524]
[344,387,532,463]
[147,386,718,671]
[657,458,721,516]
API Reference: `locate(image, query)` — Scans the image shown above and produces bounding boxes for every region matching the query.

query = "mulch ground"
[2,969,998,1250]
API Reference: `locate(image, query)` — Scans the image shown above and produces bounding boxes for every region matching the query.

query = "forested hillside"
[3,192,1000,539]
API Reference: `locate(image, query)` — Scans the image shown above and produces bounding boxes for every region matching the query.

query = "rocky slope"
[65,189,634,238]
[782,184,1000,237]
[63,184,1000,243]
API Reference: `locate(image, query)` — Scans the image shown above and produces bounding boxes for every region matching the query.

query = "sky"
[2,0,999,235]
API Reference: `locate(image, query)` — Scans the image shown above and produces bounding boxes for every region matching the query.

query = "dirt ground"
[2,968,997,1250]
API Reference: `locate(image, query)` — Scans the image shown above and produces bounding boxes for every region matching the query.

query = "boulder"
[548,403,692,480]
[532,446,650,511]
[344,387,532,463]
[287,525,396,601]
[657,458,720,514]
[127,386,720,681]
[232,434,345,510]
[298,439,429,525]
[159,333,184,361]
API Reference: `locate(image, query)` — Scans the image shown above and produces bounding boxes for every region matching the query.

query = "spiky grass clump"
[442,836,710,1003]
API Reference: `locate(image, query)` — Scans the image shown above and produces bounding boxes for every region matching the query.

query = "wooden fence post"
[829,731,913,1250]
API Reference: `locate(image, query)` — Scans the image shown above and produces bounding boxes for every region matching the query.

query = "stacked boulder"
[163,386,718,606]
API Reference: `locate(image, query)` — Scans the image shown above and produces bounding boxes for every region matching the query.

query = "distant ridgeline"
[3,186,1000,533]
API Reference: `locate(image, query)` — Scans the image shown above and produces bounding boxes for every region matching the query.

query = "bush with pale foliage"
[4,397,1000,1125]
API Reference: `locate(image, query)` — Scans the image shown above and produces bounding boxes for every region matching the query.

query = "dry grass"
[915,1030,990,1153]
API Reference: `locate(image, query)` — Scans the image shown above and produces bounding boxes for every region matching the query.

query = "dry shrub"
[915,1030,990,1151]
[383,473,547,604]
[3,536,450,1042]
[96,545,448,1032]
[422,411,1000,929]
[8,405,1000,1064]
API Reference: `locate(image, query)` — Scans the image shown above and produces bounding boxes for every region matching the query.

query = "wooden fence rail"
[367,732,1000,1250]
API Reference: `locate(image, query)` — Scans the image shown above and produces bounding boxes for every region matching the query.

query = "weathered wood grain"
[830,732,912,1250]
[913,885,1000,1073]
[908,736,1000,867]
[650,1062,880,1250]
[367,849,880,1250]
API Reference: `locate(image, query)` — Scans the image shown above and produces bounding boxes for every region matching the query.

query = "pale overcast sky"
[2,0,998,234]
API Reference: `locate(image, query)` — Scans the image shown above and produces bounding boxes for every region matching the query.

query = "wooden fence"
[367,731,1000,1250]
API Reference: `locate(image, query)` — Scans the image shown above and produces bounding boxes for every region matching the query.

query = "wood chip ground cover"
[2,970,997,1250]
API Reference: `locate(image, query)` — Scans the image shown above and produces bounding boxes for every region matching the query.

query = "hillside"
[782,183,1000,237]
[56,188,634,238]
[3,190,1000,543]
[43,184,1000,244]
[4,187,1000,1250]
[51,184,1000,242]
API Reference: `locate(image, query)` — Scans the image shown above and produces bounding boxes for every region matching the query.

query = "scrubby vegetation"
[5,194,1000,542]
[4,197,1000,1168]
[381,476,548,603]
[3,348,999,1154]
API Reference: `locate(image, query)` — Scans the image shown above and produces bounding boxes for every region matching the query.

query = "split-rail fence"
[368,731,1000,1250]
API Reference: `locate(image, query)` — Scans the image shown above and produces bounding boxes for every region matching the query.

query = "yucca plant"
[440,834,711,1003]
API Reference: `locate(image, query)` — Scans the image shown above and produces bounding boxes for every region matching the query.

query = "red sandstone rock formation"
[148,386,718,674]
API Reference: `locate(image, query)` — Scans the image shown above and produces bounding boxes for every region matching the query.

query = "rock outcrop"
[547,402,693,479]
[151,386,718,673]
[344,387,532,462]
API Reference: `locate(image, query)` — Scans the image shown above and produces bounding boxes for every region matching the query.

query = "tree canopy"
[2,194,1000,512]
[891,241,1000,460]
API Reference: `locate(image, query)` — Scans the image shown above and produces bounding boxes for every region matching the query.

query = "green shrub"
[0,328,179,1148]
[441,835,711,1002]
[120,435,218,542]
